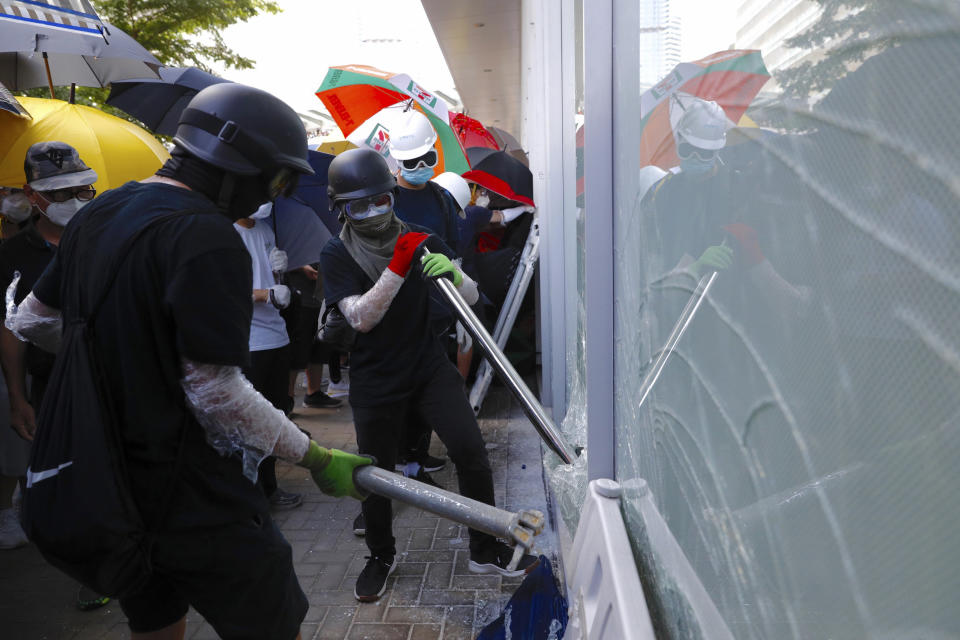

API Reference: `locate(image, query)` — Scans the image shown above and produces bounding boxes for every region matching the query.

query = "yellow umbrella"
[315,140,355,155]
[0,97,169,192]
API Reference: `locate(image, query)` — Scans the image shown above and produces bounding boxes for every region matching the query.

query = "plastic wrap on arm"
[338,268,404,333]
[5,274,62,353]
[180,358,309,483]
[456,269,479,305]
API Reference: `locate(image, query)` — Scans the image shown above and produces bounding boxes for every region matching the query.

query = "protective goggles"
[341,192,394,220]
[40,186,96,203]
[676,143,716,161]
[267,167,300,201]
[400,149,438,171]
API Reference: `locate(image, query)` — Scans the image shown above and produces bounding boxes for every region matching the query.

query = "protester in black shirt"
[8,85,371,640]
[0,143,96,565]
[320,148,539,604]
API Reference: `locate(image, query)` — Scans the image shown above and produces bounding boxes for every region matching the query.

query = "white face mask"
[1,192,33,222]
[475,194,490,208]
[43,197,84,227]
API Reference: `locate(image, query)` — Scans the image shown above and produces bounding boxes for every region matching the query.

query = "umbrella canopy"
[0,80,29,118]
[316,64,469,175]
[315,140,355,155]
[639,49,770,169]
[463,147,535,207]
[274,150,340,236]
[0,20,160,91]
[106,66,230,135]
[268,198,331,271]
[451,113,499,150]
[0,96,169,192]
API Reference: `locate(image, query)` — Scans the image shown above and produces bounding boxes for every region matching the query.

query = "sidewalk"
[0,383,557,639]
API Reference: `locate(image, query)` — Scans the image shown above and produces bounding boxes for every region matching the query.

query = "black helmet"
[174,83,314,178]
[327,148,396,209]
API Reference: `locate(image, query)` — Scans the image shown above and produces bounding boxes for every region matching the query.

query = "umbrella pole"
[69,83,76,104]
[42,52,55,99]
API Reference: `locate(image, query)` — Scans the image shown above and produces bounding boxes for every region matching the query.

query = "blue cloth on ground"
[476,556,568,640]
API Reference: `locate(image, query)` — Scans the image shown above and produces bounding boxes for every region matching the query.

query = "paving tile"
[353,598,388,623]
[441,606,476,640]
[424,561,454,590]
[313,563,351,591]
[349,623,412,639]
[384,606,446,624]
[410,623,443,640]
[387,575,423,606]
[315,606,357,639]
[303,605,328,623]
[450,574,501,590]
[419,589,477,606]
[310,589,363,606]
[407,527,436,550]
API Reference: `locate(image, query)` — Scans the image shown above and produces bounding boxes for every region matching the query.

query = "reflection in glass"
[613,2,960,638]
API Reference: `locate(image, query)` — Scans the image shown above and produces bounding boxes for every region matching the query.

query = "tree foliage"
[777,0,960,99]
[94,0,280,72]
[21,0,279,127]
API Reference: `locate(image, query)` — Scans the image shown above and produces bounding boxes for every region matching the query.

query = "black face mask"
[157,147,270,221]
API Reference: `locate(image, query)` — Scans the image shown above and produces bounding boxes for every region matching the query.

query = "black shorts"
[120,514,307,638]
[283,304,321,370]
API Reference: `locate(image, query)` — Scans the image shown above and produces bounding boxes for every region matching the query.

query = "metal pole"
[354,466,545,562]
[423,250,578,463]
[636,271,718,411]
[42,52,55,99]
[469,221,540,413]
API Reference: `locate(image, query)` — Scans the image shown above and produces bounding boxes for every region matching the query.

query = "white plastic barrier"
[565,479,656,640]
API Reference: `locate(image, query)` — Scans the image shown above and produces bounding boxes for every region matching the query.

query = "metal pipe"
[469,221,540,413]
[636,271,718,411]
[354,466,545,555]
[423,250,578,463]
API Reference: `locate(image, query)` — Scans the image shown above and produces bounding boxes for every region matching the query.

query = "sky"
[214,0,456,122]
[216,0,739,123]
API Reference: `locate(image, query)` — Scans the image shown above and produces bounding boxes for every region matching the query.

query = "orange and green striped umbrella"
[316,65,469,175]
[639,49,770,170]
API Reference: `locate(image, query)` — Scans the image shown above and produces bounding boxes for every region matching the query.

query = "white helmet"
[431,172,471,212]
[389,110,437,160]
[674,98,729,150]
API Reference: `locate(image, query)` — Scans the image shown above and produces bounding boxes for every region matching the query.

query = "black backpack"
[22,210,192,597]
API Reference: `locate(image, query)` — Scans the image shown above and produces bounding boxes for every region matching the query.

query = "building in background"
[639,0,682,87]
[735,0,821,76]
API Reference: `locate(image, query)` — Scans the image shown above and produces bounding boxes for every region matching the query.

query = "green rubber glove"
[691,244,734,277]
[298,441,372,501]
[421,253,463,286]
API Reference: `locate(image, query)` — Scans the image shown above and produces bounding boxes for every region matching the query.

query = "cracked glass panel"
[613,2,960,638]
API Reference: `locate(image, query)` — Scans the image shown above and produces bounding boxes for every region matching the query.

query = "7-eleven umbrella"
[639,49,770,169]
[316,64,470,175]
[0,96,169,192]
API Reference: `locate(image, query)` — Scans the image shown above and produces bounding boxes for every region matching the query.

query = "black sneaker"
[468,542,540,578]
[354,555,395,602]
[352,512,365,536]
[418,453,447,472]
[303,390,342,409]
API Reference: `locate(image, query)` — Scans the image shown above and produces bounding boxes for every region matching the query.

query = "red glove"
[388,232,430,277]
[722,223,765,266]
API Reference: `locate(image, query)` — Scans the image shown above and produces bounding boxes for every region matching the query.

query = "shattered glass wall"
[612,2,960,638]
[546,0,589,533]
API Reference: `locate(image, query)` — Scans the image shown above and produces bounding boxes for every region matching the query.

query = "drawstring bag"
[22,211,192,597]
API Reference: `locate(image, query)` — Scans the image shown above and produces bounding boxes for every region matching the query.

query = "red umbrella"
[451,113,499,151]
